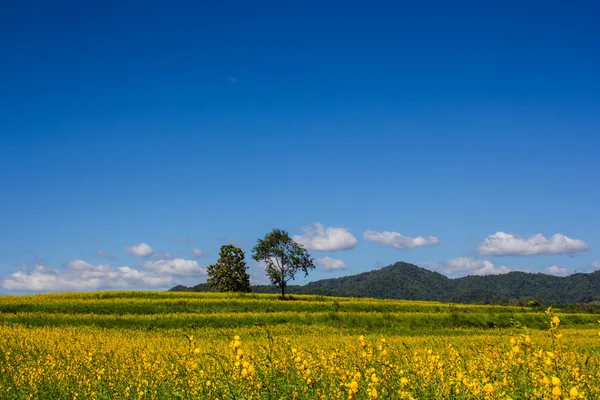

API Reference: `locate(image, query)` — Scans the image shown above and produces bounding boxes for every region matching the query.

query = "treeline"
[171,262,600,305]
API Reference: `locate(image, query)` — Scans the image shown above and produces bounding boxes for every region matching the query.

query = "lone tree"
[207,244,251,293]
[252,228,315,299]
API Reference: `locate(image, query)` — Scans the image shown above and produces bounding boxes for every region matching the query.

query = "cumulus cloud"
[249,272,270,285]
[363,230,440,249]
[292,223,357,251]
[193,248,208,258]
[592,261,600,270]
[64,259,93,270]
[317,256,347,270]
[543,265,570,277]
[478,232,589,256]
[1,262,174,292]
[444,257,513,276]
[124,242,154,257]
[137,258,206,276]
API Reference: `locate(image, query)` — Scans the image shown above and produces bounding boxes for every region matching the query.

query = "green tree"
[207,245,251,293]
[252,228,315,299]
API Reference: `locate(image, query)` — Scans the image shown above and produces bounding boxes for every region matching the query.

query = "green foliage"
[206,245,251,293]
[252,228,315,299]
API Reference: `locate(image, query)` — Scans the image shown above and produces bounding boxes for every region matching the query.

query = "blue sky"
[1,1,599,292]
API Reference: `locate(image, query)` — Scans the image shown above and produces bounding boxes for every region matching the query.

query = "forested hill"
[170,262,600,305]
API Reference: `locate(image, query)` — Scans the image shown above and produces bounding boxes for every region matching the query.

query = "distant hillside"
[170,262,600,305]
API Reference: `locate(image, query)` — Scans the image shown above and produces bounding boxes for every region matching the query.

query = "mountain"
[170,262,600,305]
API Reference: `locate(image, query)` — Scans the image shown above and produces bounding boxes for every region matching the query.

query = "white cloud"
[254,260,268,270]
[137,258,206,277]
[2,262,173,292]
[193,248,208,258]
[317,256,347,270]
[592,261,600,270]
[478,232,589,256]
[444,257,512,276]
[64,259,93,270]
[293,223,357,251]
[249,272,270,285]
[248,261,272,285]
[544,265,570,277]
[124,242,154,257]
[363,230,440,249]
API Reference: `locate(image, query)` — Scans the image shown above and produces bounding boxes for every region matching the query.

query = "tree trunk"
[280,278,285,300]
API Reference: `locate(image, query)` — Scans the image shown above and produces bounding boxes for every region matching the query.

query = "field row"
[1,292,597,316]
[2,310,600,331]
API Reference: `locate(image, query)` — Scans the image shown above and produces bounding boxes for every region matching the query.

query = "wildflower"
[369,387,378,399]
[570,387,579,397]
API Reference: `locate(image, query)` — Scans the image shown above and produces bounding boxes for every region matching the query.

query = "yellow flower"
[369,387,378,399]
[542,376,551,386]
[570,387,579,397]
[552,386,562,397]
[484,383,494,393]
[551,376,561,386]
[350,381,359,393]
[552,316,561,325]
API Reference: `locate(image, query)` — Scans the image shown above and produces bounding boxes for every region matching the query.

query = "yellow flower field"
[0,292,598,399]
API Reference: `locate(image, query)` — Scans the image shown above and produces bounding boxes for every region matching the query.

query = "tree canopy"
[252,228,314,299]
[207,244,251,293]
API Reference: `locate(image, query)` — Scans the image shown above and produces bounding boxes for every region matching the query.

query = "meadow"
[0,291,599,399]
